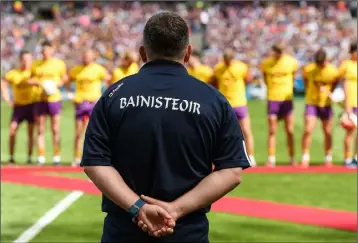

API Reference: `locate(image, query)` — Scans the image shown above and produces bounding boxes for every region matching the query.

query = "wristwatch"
[128,199,146,217]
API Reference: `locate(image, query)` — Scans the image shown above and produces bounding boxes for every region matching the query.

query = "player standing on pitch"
[67,50,110,166]
[261,45,299,167]
[1,51,36,164]
[301,49,340,168]
[339,43,357,167]
[31,41,68,165]
[212,48,256,166]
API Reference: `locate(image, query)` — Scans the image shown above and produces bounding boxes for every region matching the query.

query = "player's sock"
[344,152,352,164]
[9,155,15,164]
[289,156,295,166]
[324,154,333,167]
[268,155,276,163]
[301,151,310,167]
[267,148,275,166]
[72,149,82,167]
[53,145,61,164]
[53,155,61,165]
[72,158,81,167]
[26,157,32,164]
[301,153,309,162]
[38,148,45,164]
[249,155,256,167]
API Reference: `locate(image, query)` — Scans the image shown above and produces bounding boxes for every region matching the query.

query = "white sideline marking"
[13,191,83,243]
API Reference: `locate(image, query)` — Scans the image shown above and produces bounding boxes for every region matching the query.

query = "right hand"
[134,195,179,237]
[136,203,174,237]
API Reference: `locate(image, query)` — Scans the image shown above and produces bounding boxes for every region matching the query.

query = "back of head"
[143,12,189,60]
[314,48,327,65]
[350,42,357,61]
[350,42,357,55]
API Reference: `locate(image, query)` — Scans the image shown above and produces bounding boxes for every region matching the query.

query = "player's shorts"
[353,107,357,115]
[102,213,209,243]
[267,100,293,119]
[11,104,35,124]
[75,101,95,120]
[34,101,62,116]
[232,106,248,120]
[305,104,333,121]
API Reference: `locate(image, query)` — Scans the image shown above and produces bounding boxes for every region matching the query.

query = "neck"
[21,65,30,71]
[84,62,92,66]
[351,56,357,61]
[147,56,184,65]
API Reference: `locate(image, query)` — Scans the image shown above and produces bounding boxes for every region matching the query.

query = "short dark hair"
[42,40,52,48]
[19,50,30,58]
[143,12,189,59]
[349,42,357,54]
[314,49,327,64]
[272,44,284,55]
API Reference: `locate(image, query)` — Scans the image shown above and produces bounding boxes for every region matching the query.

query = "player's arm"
[244,69,253,84]
[65,67,75,92]
[292,59,299,83]
[302,66,309,90]
[260,62,267,85]
[209,65,219,88]
[100,66,111,87]
[342,78,351,113]
[149,100,250,219]
[58,63,68,88]
[1,79,12,106]
[105,70,115,87]
[338,62,351,113]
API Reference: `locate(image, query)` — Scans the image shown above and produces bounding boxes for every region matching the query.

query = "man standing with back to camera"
[81,12,252,243]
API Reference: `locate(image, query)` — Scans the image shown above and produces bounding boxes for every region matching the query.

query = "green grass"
[0,99,348,165]
[27,189,355,243]
[232,173,357,212]
[1,183,68,243]
[44,172,358,212]
[207,212,355,242]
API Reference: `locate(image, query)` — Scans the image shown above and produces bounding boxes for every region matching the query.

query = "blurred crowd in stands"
[1,1,357,82]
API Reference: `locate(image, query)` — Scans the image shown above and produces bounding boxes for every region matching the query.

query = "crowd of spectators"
[1,1,356,82]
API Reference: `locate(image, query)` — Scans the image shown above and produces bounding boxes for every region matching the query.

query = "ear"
[139,46,147,63]
[184,45,192,64]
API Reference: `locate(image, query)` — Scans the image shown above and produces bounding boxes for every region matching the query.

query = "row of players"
[1,42,357,167]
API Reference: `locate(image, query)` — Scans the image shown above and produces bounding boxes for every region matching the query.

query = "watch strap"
[128,199,146,217]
